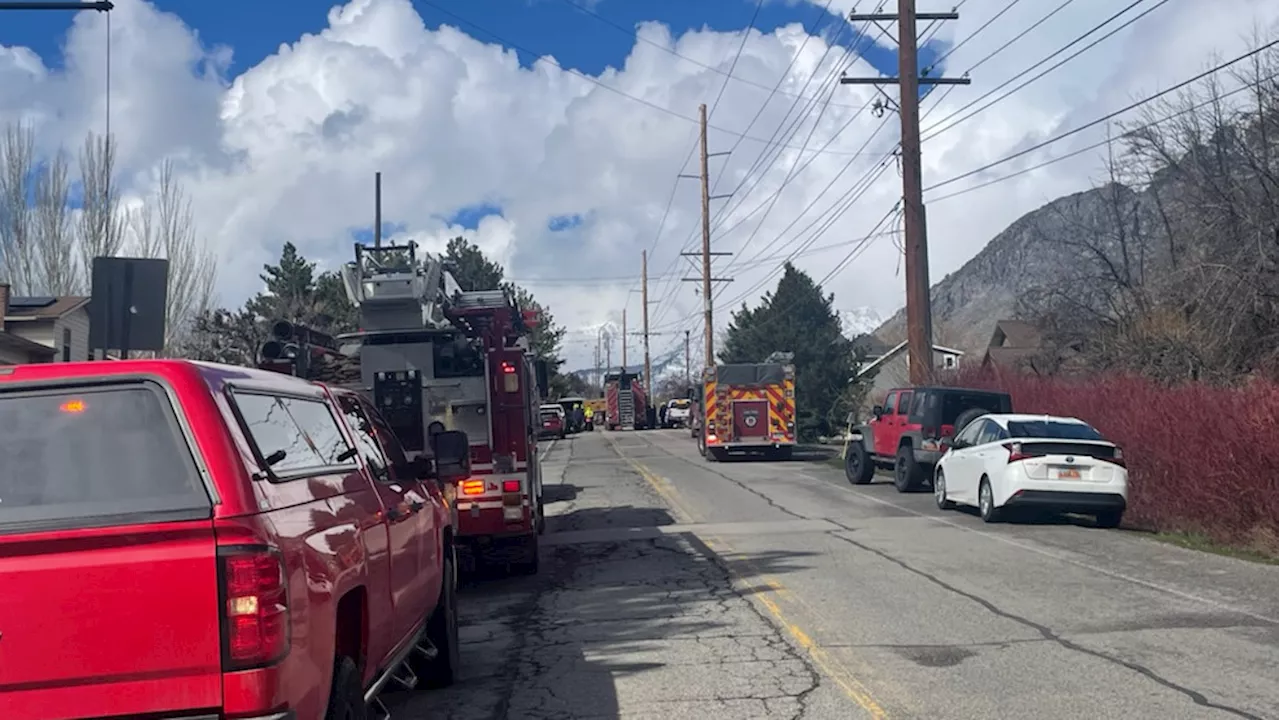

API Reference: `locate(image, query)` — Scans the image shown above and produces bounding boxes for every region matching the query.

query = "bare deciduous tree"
[34,150,77,295]
[76,132,126,287]
[129,159,217,353]
[1024,45,1279,384]
[0,123,37,294]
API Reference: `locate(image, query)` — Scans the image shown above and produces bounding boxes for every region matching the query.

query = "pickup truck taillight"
[218,546,290,671]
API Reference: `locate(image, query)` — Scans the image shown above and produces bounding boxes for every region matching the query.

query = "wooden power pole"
[843,1,967,385]
[680,103,733,369]
[698,104,714,367]
[621,308,627,370]
[641,250,652,398]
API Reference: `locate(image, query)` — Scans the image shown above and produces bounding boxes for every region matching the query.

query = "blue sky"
[3,1,947,233]
[1,1,938,79]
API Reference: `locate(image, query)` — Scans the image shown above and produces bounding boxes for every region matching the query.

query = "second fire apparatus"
[269,240,549,575]
[697,352,797,461]
[603,369,649,430]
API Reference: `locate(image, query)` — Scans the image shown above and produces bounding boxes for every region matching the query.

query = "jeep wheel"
[845,443,874,485]
[894,445,926,493]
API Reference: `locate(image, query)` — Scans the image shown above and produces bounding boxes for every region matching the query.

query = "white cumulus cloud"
[1,0,1274,369]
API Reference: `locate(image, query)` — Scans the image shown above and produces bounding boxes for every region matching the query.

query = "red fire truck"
[260,240,547,575]
[604,369,649,430]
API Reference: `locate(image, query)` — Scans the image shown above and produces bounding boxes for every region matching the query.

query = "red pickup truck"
[0,359,460,720]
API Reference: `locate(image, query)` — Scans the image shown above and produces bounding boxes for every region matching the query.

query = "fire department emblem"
[744,413,759,428]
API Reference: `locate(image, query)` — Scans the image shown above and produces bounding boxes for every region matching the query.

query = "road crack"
[827,532,1264,720]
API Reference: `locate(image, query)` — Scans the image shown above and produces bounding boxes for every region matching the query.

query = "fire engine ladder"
[618,389,635,425]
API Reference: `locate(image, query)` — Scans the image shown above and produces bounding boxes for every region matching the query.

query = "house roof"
[0,330,58,359]
[4,295,91,321]
[982,346,1040,367]
[856,339,966,378]
[852,333,894,358]
[989,319,1041,349]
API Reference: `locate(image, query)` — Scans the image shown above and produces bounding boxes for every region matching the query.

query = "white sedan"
[933,413,1128,527]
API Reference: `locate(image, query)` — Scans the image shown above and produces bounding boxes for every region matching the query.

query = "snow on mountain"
[838,307,884,338]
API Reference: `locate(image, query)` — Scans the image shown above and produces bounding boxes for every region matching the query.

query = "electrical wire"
[418,0,875,155]
[558,0,871,109]
[926,81,1257,203]
[634,0,766,302]
[925,40,1279,193]
[922,0,1171,143]
[646,2,856,321]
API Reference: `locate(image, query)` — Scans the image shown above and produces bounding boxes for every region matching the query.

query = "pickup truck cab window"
[338,394,392,481]
[233,391,355,477]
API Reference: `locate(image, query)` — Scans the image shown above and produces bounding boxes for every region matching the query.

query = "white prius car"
[933,414,1128,527]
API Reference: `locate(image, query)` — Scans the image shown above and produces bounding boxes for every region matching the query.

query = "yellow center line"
[603,434,889,719]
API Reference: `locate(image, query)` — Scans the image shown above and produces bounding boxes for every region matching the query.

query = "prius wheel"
[934,471,955,510]
[978,478,1001,523]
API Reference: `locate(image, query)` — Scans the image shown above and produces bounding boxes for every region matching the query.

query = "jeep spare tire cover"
[952,407,986,434]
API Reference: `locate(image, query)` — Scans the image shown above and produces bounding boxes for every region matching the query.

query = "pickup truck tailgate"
[0,380,223,719]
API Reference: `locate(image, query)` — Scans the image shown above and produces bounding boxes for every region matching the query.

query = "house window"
[943,355,956,369]
[61,328,71,362]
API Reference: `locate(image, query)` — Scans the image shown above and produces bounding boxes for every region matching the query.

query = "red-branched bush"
[941,367,1278,550]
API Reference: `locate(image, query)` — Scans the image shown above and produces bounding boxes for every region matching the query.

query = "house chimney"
[0,283,8,332]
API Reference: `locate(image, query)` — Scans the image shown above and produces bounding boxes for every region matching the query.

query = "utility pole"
[373,171,382,247]
[679,103,733,369]
[842,1,968,385]
[698,103,714,367]
[684,329,691,392]
[621,308,627,370]
[641,250,652,398]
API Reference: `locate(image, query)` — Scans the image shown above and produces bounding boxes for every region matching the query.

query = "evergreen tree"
[719,263,855,440]
[445,236,505,291]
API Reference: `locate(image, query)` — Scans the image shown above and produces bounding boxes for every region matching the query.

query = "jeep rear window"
[939,392,1011,423]
[0,382,210,532]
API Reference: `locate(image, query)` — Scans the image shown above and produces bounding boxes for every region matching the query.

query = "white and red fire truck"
[321,240,547,574]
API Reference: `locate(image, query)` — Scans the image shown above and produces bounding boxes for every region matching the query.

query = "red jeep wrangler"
[0,359,461,720]
[844,385,1013,492]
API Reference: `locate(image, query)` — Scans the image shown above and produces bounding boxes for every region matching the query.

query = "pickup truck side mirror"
[433,429,471,479]
[395,456,435,480]
[871,405,884,419]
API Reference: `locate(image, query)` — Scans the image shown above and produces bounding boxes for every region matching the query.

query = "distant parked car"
[933,413,1127,527]
[538,404,566,439]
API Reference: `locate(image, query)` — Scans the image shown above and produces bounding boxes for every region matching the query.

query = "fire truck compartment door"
[732,399,769,439]
[449,400,490,445]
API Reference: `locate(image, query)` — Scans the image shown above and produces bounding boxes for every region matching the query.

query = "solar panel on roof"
[9,296,57,308]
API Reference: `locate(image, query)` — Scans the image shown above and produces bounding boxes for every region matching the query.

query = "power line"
[926,82,1259,204]
[919,0,1078,124]
[648,3,858,325]
[925,40,1279,193]
[922,0,1171,143]
[634,0,765,302]
[707,12,957,283]
[558,0,872,109]
[418,0,878,156]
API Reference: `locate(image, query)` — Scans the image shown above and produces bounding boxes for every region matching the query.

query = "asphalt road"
[390,429,1278,720]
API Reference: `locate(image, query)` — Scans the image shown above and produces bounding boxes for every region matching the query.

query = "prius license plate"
[1057,468,1081,479]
